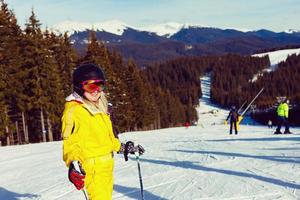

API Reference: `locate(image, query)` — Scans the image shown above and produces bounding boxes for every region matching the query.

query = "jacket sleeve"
[112,136,121,152]
[62,106,84,167]
[109,123,121,152]
[283,103,289,118]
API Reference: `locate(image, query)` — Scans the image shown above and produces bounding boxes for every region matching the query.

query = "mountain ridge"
[52,20,300,36]
[57,20,300,66]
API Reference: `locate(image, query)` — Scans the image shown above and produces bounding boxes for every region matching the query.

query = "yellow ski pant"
[237,116,243,131]
[82,154,114,200]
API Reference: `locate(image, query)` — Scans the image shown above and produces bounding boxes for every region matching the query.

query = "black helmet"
[73,63,105,96]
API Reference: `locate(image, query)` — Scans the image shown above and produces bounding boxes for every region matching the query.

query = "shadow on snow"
[138,156,300,190]
[207,136,300,142]
[173,149,300,164]
[0,187,39,200]
[114,184,167,200]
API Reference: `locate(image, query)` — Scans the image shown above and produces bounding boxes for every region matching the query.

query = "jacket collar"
[66,92,108,115]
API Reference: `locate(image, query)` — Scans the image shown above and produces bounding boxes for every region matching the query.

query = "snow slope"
[253,48,300,71]
[1,76,300,200]
[250,48,300,82]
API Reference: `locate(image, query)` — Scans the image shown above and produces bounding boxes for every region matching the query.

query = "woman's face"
[83,90,101,103]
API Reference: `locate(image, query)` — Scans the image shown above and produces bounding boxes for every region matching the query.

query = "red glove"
[68,161,85,190]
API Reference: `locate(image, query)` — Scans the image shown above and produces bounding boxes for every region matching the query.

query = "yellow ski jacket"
[62,93,121,167]
[277,102,289,118]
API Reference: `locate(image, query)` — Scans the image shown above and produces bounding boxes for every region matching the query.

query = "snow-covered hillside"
[253,48,300,71]
[0,75,300,200]
[250,48,300,82]
[198,75,258,126]
[197,75,228,127]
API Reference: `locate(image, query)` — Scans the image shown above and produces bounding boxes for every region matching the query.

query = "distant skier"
[267,120,273,128]
[274,99,291,134]
[225,106,240,135]
[184,122,190,129]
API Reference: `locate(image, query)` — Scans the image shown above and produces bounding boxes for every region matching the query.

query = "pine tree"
[0,0,23,142]
[43,29,65,141]
[20,11,63,142]
[0,57,8,137]
[109,51,135,131]
[54,32,78,97]
[126,59,157,130]
[0,0,11,137]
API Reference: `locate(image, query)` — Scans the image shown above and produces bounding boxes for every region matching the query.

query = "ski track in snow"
[1,74,300,200]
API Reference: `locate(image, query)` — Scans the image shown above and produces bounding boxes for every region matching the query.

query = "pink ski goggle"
[82,79,105,93]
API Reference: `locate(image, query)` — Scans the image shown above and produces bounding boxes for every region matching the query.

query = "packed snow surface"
[0,75,299,200]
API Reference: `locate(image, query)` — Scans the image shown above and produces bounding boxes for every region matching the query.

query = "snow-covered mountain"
[284,29,300,34]
[51,20,259,38]
[52,20,134,35]
[139,22,201,37]
[52,20,300,66]
[52,20,189,37]
[52,20,300,37]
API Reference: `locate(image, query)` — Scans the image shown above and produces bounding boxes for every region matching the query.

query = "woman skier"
[62,63,144,200]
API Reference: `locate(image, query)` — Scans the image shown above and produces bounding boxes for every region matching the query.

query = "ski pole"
[82,188,88,200]
[135,152,144,200]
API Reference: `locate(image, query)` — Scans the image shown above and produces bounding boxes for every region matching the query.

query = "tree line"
[151,52,300,126]
[210,54,270,108]
[144,55,270,117]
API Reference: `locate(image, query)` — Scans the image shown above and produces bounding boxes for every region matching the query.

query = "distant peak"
[284,29,300,34]
[139,22,210,37]
[52,20,132,35]
[139,22,185,37]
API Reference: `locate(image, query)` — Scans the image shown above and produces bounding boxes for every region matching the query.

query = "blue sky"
[6,0,300,32]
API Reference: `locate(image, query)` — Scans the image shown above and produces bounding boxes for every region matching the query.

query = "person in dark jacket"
[226,106,239,135]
